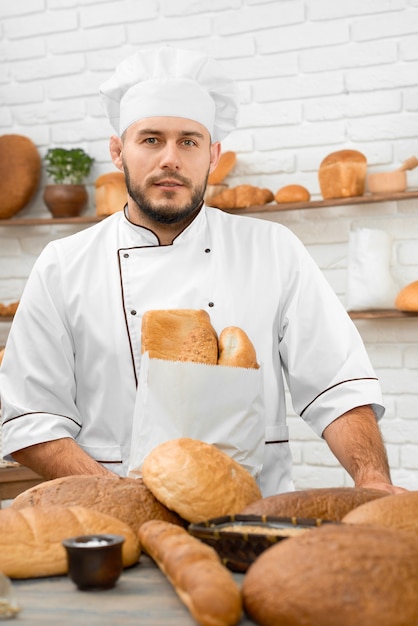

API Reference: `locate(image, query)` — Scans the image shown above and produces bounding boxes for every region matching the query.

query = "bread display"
[138,520,242,626]
[95,171,127,216]
[0,505,140,579]
[395,279,418,311]
[318,149,367,199]
[207,151,237,185]
[141,308,219,365]
[274,184,310,203]
[239,486,388,521]
[342,490,418,533]
[11,475,185,535]
[217,326,259,369]
[208,184,274,209]
[0,134,42,219]
[141,438,262,523]
[242,523,418,626]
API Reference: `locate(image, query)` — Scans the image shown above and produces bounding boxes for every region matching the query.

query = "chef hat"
[99,46,239,142]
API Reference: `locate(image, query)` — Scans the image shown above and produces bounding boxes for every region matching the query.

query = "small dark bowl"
[62,534,125,591]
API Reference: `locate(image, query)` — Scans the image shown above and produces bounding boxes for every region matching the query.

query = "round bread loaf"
[0,134,41,218]
[275,184,310,203]
[11,475,185,534]
[240,486,388,521]
[395,280,418,312]
[242,524,418,626]
[0,505,140,579]
[95,171,127,216]
[318,149,367,199]
[342,490,418,533]
[141,438,262,523]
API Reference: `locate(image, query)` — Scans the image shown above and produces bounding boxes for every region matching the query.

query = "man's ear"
[109,135,124,171]
[209,141,222,173]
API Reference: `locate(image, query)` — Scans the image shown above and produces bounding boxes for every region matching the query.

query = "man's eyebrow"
[136,128,205,139]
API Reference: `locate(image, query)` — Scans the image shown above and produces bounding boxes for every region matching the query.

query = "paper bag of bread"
[128,309,265,480]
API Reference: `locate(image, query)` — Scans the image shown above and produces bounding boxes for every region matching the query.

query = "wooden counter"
[11,555,256,625]
[0,463,44,502]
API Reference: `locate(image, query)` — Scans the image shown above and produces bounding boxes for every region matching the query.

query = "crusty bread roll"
[207,151,237,185]
[0,134,41,219]
[242,524,418,626]
[95,171,127,216]
[11,475,185,534]
[209,184,274,209]
[275,184,311,203]
[342,490,418,533]
[0,505,140,579]
[141,438,262,523]
[0,301,19,317]
[240,486,388,521]
[395,280,418,312]
[138,520,242,626]
[217,326,259,369]
[318,149,367,199]
[141,309,219,365]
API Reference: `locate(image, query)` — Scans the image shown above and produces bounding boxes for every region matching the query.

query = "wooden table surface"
[11,555,257,625]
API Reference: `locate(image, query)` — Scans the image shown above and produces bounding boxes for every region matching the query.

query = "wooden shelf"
[348,309,418,319]
[0,190,418,225]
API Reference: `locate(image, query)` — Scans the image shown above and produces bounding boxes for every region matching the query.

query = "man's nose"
[159,143,181,169]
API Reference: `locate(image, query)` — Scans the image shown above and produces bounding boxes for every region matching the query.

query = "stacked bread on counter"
[2,438,418,626]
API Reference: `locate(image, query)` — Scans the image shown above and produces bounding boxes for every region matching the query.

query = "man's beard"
[123,166,208,225]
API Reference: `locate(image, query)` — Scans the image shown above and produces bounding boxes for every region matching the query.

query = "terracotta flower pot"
[43,184,88,218]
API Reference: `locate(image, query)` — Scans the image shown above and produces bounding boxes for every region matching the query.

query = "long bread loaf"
[138,520,242,626]
[0,505,141,578]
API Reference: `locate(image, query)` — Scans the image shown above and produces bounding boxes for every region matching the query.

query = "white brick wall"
[1,0,417,489]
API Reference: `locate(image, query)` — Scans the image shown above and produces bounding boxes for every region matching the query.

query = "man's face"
[112,117,220,225]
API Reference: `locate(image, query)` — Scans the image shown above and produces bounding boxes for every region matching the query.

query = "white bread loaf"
[141,438,262,523]
[217,326,259,369]
[318,149,367,199]
[240,486,388,521]
[395,280,418,312]
[0,505,140,579]
[342,490,418,533]
[11,475,185,534]
[141,309,219,365]
[95,171,127,216]
[242,524,418,626]
[138,520,242,626]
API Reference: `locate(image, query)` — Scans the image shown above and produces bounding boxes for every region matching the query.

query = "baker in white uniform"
[0,46,405,496]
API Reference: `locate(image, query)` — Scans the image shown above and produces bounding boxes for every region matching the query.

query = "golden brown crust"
[240,487,389,521]
[95,171,127,216]
[275,184,311,203]
[207,151,237,185]
[395,280,418,312]
[318,149,367,199]
[0,301,19,317]
[242,524,418,626]
[209,184,274,209]
[11,475,185,534]
[342,490,418,533]
[0,505,140,578]
[141,438,262,523]
[138,520,242,626]
[0,134,42,219]
[141,309,219,365]
[217,326,259,369]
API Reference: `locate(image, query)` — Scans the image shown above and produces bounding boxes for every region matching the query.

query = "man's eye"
[145,137,158,144]
[183,139,196,147]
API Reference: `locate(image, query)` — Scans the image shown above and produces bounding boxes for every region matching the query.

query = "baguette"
[0,505,140,579]
[217,326,259,369]
[12,475,186,535]
[138,520,242,626]
[240,486,388,521]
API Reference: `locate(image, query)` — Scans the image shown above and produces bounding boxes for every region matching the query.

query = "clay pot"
[43,184,88,217]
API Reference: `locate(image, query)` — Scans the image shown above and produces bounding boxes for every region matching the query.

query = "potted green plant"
[43,147,94,217]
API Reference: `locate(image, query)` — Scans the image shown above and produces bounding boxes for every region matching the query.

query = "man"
[0,46,405,496]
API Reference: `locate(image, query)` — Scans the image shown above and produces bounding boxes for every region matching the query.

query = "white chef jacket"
[0,206,384,496]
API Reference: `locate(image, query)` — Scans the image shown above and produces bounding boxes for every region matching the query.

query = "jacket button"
[123,253,129,258]
[131,310,137,315]
[208,302,214,307]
